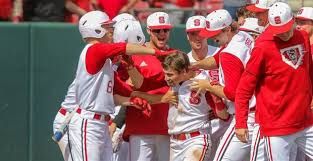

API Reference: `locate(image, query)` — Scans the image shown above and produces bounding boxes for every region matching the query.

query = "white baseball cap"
[112,13,136,26]
[79,11,115,38]
[200,9,232,38]
[147,12,173,29]
[267,2,294,34]
[246,0,281,13]
[113,20,146,45]
[296,7,313,21]
[185,15,206,32]
[239,18,265,34]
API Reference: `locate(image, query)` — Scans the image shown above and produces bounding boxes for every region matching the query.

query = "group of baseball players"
[52,0,313,161]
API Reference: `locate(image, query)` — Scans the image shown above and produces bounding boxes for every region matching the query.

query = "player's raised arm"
[190,55,218,70]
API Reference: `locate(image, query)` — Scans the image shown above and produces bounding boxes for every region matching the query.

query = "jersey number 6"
[107,80,113,93]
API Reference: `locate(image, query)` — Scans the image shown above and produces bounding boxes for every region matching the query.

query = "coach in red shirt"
[235,3,313,160]
[122,12,174,161]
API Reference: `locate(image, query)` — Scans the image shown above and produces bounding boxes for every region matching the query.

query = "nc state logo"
[274,16,282,24]
[159,16,165,24]
[206,21,210,29]
[194,19,200,26]
[280,44,304,69]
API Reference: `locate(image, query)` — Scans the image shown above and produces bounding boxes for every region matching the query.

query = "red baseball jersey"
[123,54,170,140]
[235,29,313,136]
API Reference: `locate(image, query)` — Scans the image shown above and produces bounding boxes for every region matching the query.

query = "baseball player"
[295,8,313,161]
[184,15,232,161]
[190,9,263,161]
[52,79,76,161]
[235,2,313,161]
[162,51,230,161]
[68,10,172,161]
[110,17,147,161]
[296,7,313,55]
[122,12,175,161]
[246,0,285,27]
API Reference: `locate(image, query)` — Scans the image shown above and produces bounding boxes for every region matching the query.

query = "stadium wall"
[0,23,212,161]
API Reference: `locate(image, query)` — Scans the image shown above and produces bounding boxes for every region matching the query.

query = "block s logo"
[298,9,303,14]
[194,19,200,26]
[159,16,165,24]
[274,16,282,24]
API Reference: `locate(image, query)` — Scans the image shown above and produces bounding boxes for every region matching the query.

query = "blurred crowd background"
[0,0,312,25]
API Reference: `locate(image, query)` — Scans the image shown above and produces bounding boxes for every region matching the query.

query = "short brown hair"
[236,6,255,20]
[162,51,189,74]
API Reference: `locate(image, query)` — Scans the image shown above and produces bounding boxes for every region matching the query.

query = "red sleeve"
[113,73,132,97]
[86,43,127,74]
[235,47,264,128]
[220,53,244,101]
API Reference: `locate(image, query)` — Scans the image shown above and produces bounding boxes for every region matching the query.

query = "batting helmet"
[79,11,115,39]
[112,13,136,27]
[113,20,146,45]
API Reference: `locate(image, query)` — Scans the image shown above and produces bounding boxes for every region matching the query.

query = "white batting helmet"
[112,13,136,27]
[79,11,115,39]
[113,20,146,45]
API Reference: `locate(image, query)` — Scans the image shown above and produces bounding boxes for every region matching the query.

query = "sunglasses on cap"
[150,29,170,33]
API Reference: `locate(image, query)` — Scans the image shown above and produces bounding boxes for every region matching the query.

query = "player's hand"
[112,128,123,153]
[161,88,178,106]
[208,110,217,120]
[189,62,201,71]
[190,79,211,92]
[109,122,117,138]
[130,96,152,117]
[154,49,177,57]
[235,128,249,143]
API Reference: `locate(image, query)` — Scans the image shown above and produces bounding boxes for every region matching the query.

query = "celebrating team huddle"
[52,0,313,161]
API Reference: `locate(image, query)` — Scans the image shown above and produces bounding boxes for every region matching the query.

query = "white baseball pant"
[208,116,233,161]
[250,123,267,161]
[213,112,255,161]
[68,112,112,161]
[170,133,211,161]
[129,135,170,161]
[264,125,313,161]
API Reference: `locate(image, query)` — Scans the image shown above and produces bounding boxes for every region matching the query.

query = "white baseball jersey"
[187,45,220,81]
[218,31,256,114]
[75,44,115,114]
[60,79,77,112]
[168,71,212,135]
